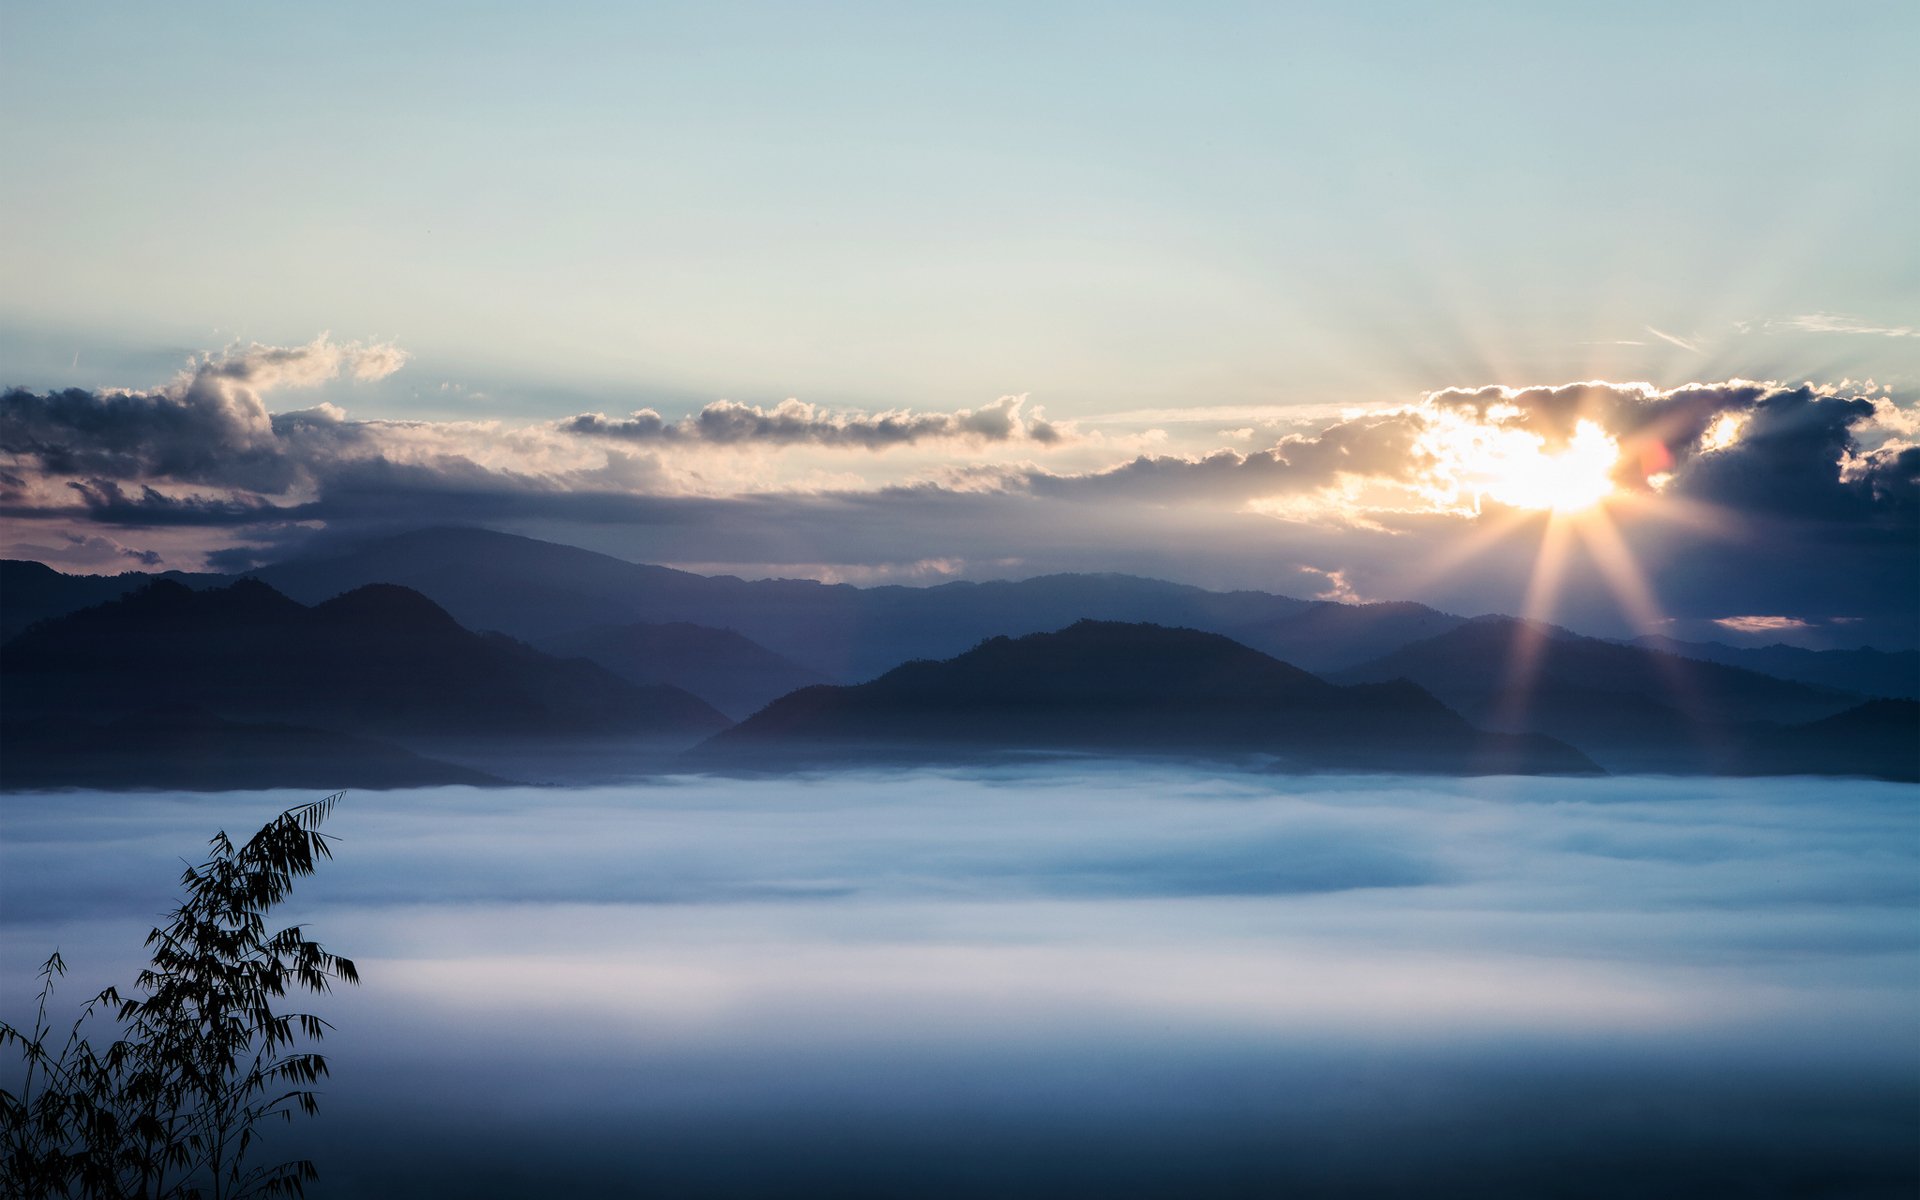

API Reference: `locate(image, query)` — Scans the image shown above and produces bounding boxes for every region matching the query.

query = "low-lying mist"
[3,768,1915,1198]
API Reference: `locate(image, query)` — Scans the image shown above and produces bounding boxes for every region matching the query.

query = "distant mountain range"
[1336,616,1911,776]
[3,526,1914,786]
[1628,635,1919,700]
[8,529,1915,697]
[0,578,728,789]
[243,527,1328,682]
[536,622,823,720]
[698,620,1597,775]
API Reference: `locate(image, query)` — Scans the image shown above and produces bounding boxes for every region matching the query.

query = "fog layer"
[3,768,1915,1197]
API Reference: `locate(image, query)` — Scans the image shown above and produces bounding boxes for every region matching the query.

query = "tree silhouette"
[2,793,357,1199]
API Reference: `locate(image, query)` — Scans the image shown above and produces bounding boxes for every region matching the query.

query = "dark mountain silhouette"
[1735,699,1918,782]
[1,579,732,789]
[248,527,1333,681]
[536,622,824,720]
[696,620,1596,775]
[0,559,224,641]
[1335,617,1878,774]
[0,708,505,791]
[13,534,1463,686]
[8,529,1905,781]
[1629,635,1920,700]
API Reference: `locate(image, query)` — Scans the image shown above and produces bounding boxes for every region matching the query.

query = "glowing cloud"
[1714,615,1816,635]
[1699,412,1747,453]
[1419,415,1621,514]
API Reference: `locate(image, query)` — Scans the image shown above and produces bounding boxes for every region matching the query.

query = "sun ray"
[1397,504,1539,598]
[1493,511,1578,732]
[1571,506,1665,636]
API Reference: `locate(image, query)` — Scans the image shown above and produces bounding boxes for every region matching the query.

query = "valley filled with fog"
[3,767,1915,1198]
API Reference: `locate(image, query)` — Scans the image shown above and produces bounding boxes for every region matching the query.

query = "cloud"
[1668,387,1893,521]
[1643,326,1701,352]
[1081,402,1395,427]
[1713,615,1815,635]
[2,343,1074,538]
[1028,410,1429,504]
[1021,381,1914,527]
[5,771,1915,1200]
[1766,313,1918,339]
[4,345,1915,647]
[0,532,166,571]
[561,394,1064,449]
[0,335,407,495]
[1301,566,1363,604]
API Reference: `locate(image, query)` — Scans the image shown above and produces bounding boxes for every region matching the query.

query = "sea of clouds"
[3,767,1915,1197]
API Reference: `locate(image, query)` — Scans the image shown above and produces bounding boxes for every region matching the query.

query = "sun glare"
[1424,416,1622,514]
[1486,420,1620,512]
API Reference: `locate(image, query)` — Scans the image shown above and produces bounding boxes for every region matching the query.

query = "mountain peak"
[703,619,1592,775]
[313,583,463,631]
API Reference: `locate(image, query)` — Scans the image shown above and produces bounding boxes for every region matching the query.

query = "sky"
[4,770,1917,1195]
[2,2,1916,645]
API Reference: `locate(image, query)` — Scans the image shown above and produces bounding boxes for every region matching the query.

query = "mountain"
[244,527,1357,681]
[0,559,225,641]
[0,708,505,791]
[1335,617,1871,773]
[1737,699,1918,782]
[536,622,824,719]
[1,579,732,789]
[1229,600,1466,673]
[1630,636,1920,700]
[696,620,1596,775]
[0,531,1679,698]
[3,578,731,738]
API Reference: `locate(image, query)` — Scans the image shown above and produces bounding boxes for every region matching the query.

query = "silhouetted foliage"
[1,794,357,1199]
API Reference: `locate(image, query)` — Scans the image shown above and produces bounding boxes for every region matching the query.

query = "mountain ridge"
[699,619,1597,776]
[1,577,732,790]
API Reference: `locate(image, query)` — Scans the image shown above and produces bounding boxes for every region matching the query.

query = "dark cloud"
[31,532,164,567]
[1,383,298,492]
[67,533,163,566]
[60,479,282,526]
[1855,443,1920,516]
[562,394,1063,449]
[1668,388,1883,521]
[0,338,405,495]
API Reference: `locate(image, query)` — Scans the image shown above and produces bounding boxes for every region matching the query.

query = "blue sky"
[7,2,1915,412]
[2,2,1916,644]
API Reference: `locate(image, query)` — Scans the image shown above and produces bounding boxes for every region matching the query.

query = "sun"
[1421,415,1622,515]
[1480,419,1621,513]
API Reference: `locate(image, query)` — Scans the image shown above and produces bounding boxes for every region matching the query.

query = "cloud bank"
[2,338,1914,645]
[563,394,1062,448]
[4,770,1916,1198]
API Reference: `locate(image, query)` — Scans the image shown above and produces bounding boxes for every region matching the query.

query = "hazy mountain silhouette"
[0,559,224,640]
[1228,600,1466,673]
[2,579,732,788]
[1334,617,1895,775]
[696,620,1596,775]
[7,529,1906,783]
[1736,699,1919,781]
[249,527,1341,681]
[1629,635,1920,700]
[536,622,824,719]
